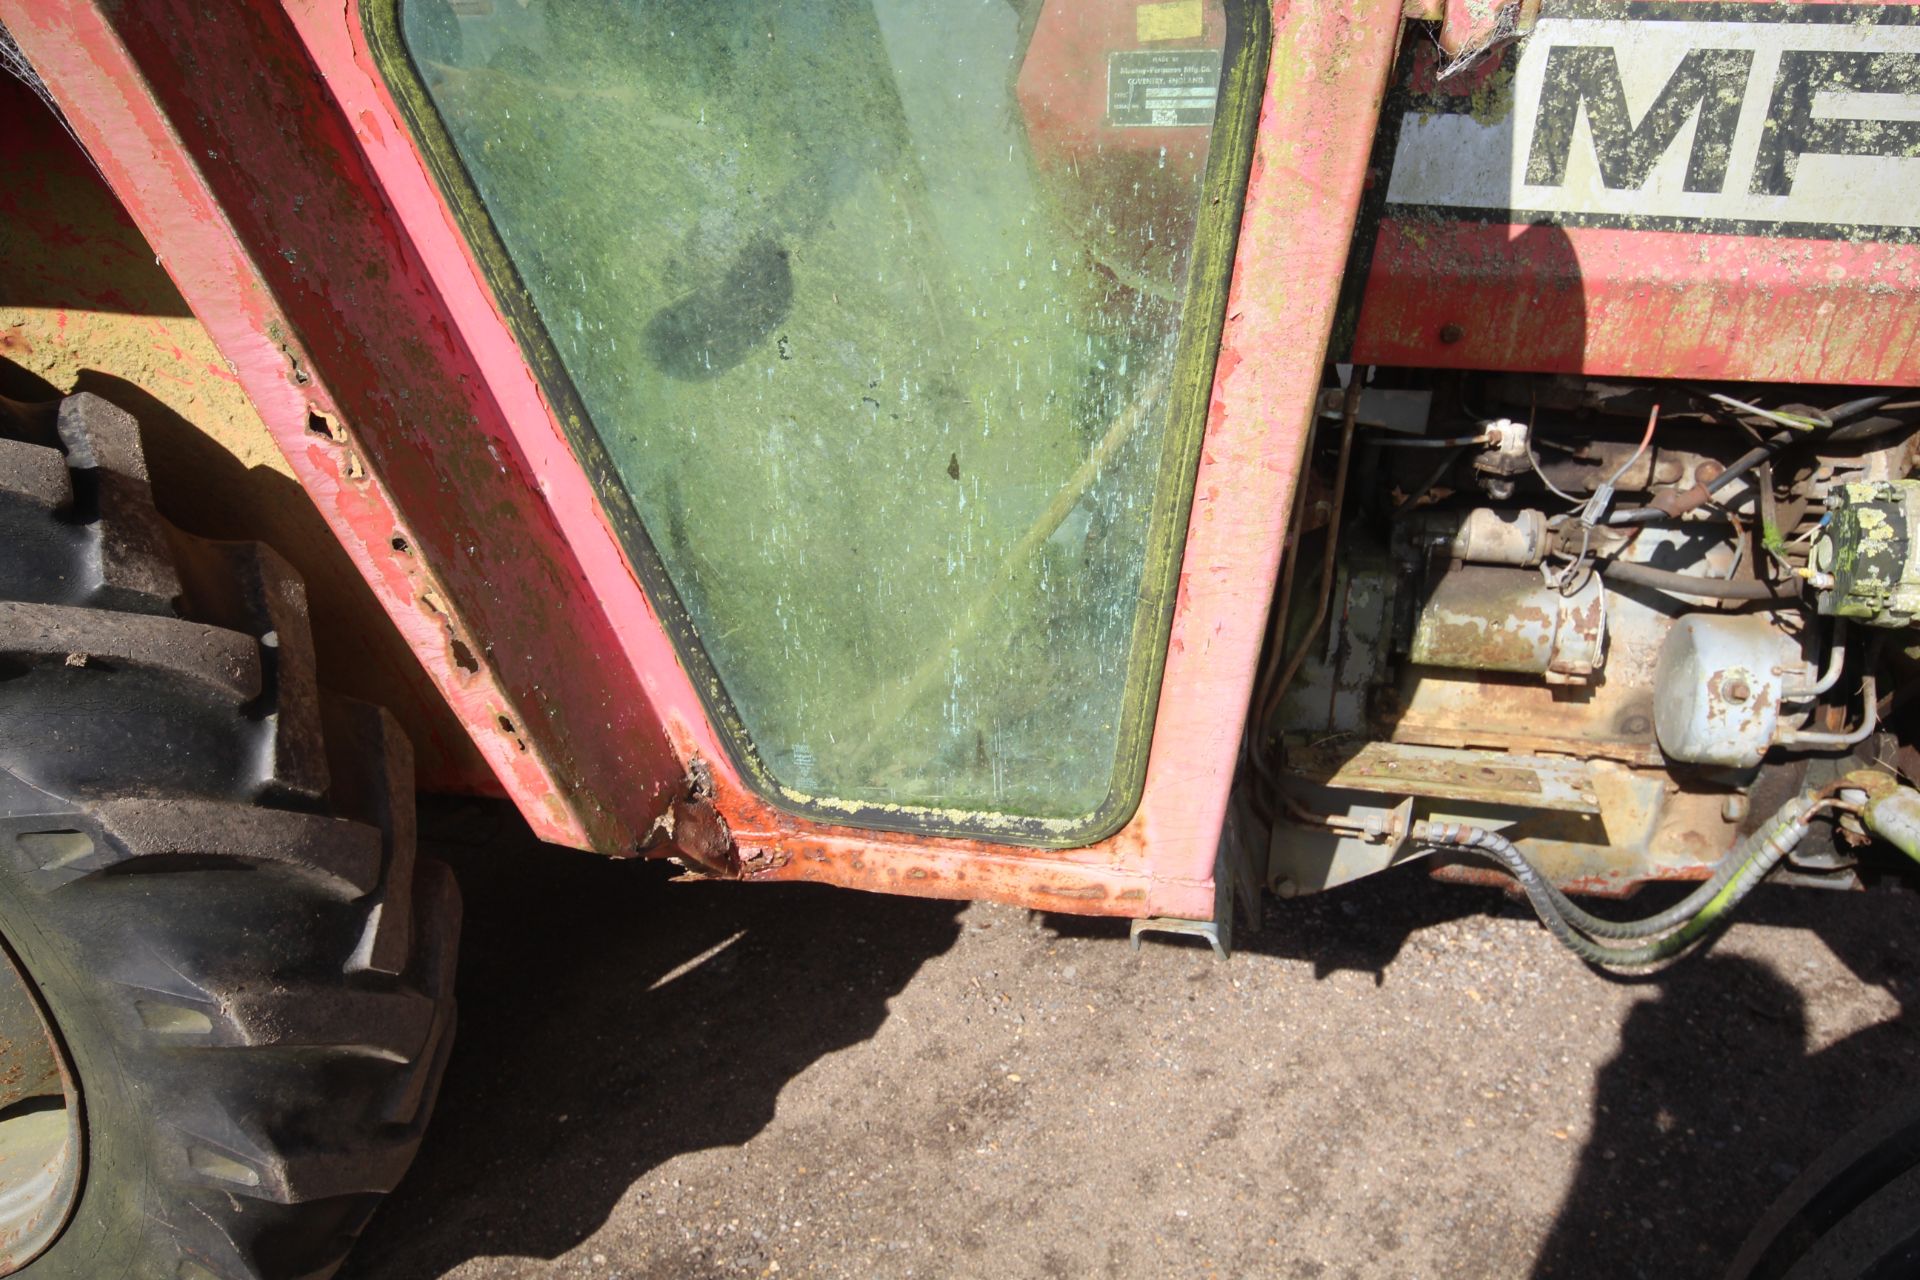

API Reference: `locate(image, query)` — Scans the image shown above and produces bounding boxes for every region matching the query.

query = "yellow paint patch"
[1137,0,1204,42]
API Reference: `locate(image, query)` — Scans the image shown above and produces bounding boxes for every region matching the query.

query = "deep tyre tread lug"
[323,696,417,974]
[55,394,182,613]
[0,600,260,700]
[87,797,382,896]
[117,977,436,1061]
[0,388,459,1279]
[383,858,459,1127]
[91,468,184,610]
[172,538,330,801]
[0,435,72,510]
[54,391,150,480]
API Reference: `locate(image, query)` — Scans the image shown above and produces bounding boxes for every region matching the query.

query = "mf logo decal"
[1386,4,1920,236]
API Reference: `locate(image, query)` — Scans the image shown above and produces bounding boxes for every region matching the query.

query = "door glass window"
[381,0,1259,842]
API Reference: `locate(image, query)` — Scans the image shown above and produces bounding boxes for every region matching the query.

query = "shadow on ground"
[1044,857,1521,982]
[1249,869,1920,1279]
[342,799,965,1280]
[351,800,1920,1280]
[1057,859,1920,1279]
[1529,881,1920,1280]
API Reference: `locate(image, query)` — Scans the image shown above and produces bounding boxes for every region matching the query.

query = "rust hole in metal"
[449,637,479,674]
[304,407,346,443]
[389,534,410,554]
[496,714,515,735]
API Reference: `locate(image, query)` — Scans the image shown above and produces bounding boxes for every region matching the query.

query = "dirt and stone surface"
[341,802,1920,1280]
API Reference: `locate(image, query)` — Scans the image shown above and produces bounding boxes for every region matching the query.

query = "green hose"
[1413,791,1821,969]
[1535,811,1802,941]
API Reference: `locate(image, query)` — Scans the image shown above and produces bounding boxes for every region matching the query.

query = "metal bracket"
[1127,809,1249,958]
[1129,915,1228,959]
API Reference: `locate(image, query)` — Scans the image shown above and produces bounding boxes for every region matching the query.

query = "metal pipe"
[1783,622,1846,699]
[1249,392,1327,737]
[1278,793,1368,834]
[1775,675,1878,749]
[1257,379,1361,736]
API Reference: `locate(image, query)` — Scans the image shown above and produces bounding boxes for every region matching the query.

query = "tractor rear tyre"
[0,392,459,1279]
[1726,1090,1920,1280]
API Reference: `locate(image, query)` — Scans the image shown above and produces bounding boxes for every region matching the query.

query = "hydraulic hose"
[1597,559,1796,602]
[1412,790,1824,968]
[1536,792,1825,940]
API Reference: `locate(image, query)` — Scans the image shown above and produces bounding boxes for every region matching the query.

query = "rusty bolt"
[1724,678,1752,703]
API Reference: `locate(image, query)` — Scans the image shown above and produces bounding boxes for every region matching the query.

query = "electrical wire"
[1547,523,1593,594]
[1580,403,1659,529]
[1606,394,1912,527]
[1368,432,1489,448]
[1706,392,1827,431]
[1525,438,1586,506]
[1516,380,1589,508]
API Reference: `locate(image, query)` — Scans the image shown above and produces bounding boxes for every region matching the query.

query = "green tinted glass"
[379,0,1262,842]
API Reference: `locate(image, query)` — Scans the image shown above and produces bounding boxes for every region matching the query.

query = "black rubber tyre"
[0,392,459,1279]
[1725,1091,1920,1280]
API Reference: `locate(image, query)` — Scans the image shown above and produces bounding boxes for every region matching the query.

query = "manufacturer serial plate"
[1106,49,1223,128]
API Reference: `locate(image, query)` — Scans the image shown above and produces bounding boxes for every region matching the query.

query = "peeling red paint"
[2,0,685,851]
[1354,161,1920,385]
[6,0,1405,918]
[685,0,1409,918]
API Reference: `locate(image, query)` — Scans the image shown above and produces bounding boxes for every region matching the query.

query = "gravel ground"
[340,801,1920,1280]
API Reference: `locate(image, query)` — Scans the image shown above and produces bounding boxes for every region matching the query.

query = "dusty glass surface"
[398,0,1234,831]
